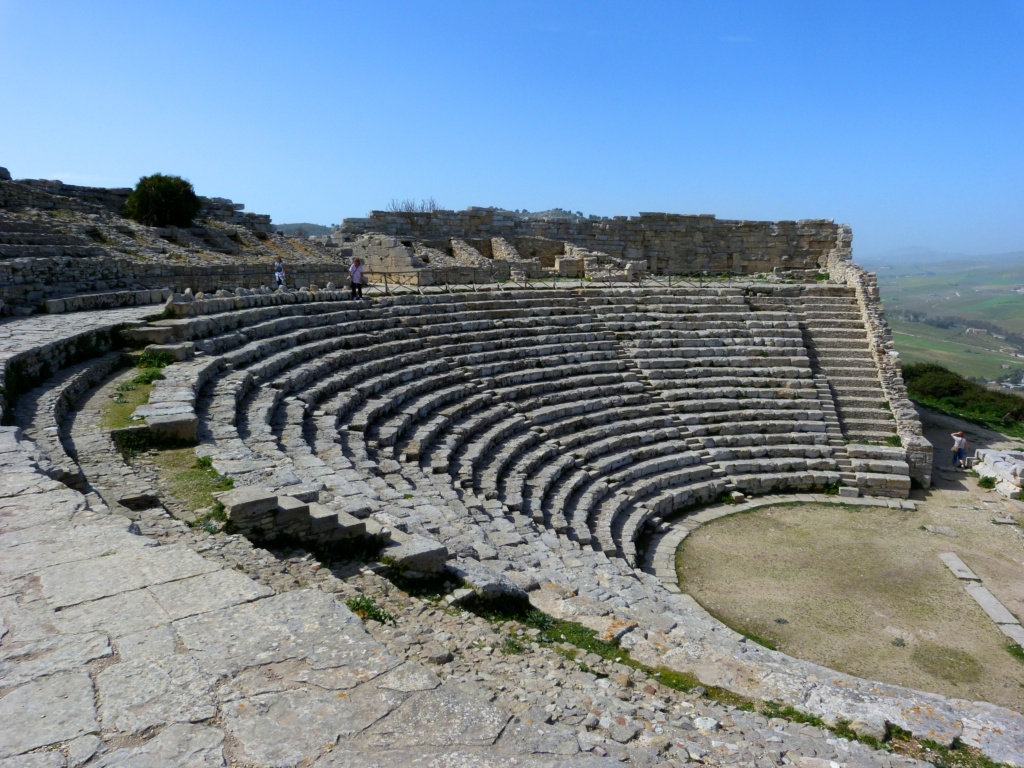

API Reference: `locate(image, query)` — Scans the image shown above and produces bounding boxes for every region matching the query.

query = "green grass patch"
[103,378,155,430]
[1006,644,1024,666]
[978,476,996,489]
[152,449,234,513]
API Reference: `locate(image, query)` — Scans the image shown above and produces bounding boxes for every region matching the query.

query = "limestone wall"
[339,208,842,276]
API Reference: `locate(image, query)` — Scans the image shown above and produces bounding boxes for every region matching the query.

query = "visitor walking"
[951,431,968,469]
[273,256,285,288]
[349,258,364,300]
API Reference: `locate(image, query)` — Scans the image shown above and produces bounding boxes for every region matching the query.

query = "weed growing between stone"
[137,349,176,369]
[345,595,396,625]
[978,476,996,489]
[455,592,1007,764]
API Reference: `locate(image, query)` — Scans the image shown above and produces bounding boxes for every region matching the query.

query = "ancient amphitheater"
[1,168,1021,767]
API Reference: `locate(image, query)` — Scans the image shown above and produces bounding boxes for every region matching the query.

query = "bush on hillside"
[124,173,201,227]
[903,362,1024,434]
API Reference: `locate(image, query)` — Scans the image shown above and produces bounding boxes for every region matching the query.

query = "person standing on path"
[349,258,364,300]
[273,256,286,288]
[951,431,968,469]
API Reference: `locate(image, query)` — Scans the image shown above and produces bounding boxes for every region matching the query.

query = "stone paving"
[0,303,1022,766]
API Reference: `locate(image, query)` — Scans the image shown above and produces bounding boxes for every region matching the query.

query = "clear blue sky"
[2,1,1022,260]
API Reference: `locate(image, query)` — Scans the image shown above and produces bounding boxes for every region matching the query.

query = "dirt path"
[677,407,1024,711]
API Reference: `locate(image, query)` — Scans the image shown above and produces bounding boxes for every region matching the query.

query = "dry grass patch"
[677,502,1024,711]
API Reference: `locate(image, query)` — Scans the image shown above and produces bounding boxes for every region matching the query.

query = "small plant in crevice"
[132,367,165,385]
[502,635,526,655]
[977,476,996,490]
[345,595,396,625]
[138,349,176,369]
[885,434,902,447]
[822,481,841,496]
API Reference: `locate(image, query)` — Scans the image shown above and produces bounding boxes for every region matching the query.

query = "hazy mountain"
[275,222,332,236]
[862,247,1024,272]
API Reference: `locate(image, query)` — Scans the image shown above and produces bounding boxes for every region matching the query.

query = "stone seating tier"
[117,286,913,561]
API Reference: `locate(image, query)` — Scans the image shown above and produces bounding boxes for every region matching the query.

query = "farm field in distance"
[868,252,1024,382]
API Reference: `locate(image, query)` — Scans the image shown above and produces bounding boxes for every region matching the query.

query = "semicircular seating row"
[141,287,848,566]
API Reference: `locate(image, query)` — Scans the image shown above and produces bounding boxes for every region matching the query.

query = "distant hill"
[275,222,332,236]
[873,250,1024,382]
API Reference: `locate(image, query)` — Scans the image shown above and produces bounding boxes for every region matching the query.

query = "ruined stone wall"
[0,257,360,306]
[1,175,272,234]
[339,208,842,276]
[825,227,934,487]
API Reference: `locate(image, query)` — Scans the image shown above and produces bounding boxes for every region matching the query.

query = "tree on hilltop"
[124,173,201,227]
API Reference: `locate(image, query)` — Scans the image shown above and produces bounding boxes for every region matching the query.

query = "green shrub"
[903,362,1024,436]
[978,476,996,489]
[124,173,201,227]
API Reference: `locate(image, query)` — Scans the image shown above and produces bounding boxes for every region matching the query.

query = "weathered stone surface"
[0,671,98,758]
[362,681,511,749]
[0,753,67,768]
[97,655,217,735]
[964,583,1020,625]
[939,551,980,581]
[53,588,171,636]
[88,723,225,767]
[146,567,273,620]
[174,589,398,678]
[39,543,219,609]
[222,686,405,768]
[314,749,623,767]
[114,625,178,661]
[0,631,111,689]
[383,532,448,573]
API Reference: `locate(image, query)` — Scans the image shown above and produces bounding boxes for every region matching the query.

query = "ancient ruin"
[3,167,1022,767]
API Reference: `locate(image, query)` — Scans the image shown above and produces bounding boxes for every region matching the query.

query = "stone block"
[274,495,310,525]
[219,487,278,521]
[122,326,176,345]
[307,502,339,533]
[145,414,198,443]
[383,531,448,573]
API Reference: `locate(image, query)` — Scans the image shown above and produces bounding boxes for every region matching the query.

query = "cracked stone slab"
[88,723,225,767]
[0,484,85,531]
[97,655,218,736]
[361,681,511,749]
[174,589,399,679]
[0,753,67,768]
[314,749,624,768]
[0,521,133,576]
[39,543,220,609]
[114,625,178,662]
[0,630,112,689]
[0,671,98,758]
[53,588,172,637]
[146,568,273,620]
[498,717,582,756]
[222,685,406,768]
